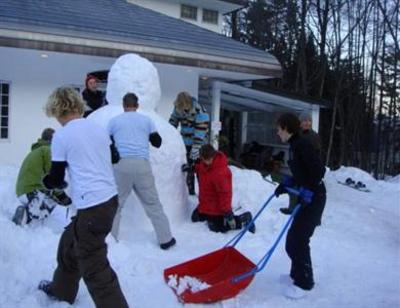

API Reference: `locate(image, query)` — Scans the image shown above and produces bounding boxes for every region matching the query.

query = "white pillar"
[211,81,221,149]
[311,105,320,132]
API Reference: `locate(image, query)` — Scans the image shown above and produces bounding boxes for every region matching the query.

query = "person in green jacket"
[12,128,71,225]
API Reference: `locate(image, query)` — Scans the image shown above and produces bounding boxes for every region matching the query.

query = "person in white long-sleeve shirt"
[38,87,128,308]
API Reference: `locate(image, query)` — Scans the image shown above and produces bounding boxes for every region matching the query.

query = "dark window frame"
[0,81,10,139]
[202,8,219,24]
[181,4,197,20]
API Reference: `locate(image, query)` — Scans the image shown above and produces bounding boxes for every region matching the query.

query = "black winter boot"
[280,207,293,215]
[239,212,256,234]
[160,237,176,250]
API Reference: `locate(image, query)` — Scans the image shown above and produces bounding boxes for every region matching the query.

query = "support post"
[211,81,221,149]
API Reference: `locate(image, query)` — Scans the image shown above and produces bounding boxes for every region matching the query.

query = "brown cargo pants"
[49,195,128,308]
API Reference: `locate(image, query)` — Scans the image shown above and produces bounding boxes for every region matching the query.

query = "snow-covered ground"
[1,165,399,308]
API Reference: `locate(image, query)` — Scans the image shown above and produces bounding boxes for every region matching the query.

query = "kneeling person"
[12,128,71,225]
[192,144,255,233]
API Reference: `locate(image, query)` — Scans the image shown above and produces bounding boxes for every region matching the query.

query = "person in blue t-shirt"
[108,92,175,250]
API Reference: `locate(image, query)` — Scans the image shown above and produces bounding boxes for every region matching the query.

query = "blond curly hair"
[174,91,193,112]
[45,87,84,118]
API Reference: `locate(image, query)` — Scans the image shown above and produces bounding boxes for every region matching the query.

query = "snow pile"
[89,54,189,235]
[387,174,400,184]
[167,274,210,295]
[0,165,399,307]
[327,166,375,183]
[1,54,399,307]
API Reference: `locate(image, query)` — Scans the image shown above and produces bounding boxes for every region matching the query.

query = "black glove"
[223,211,236,229]
[274,184,287,197]
[110,143,120,164]
[53,192,72,206]
[43,174,68,192]
[191,208,206,222]
[181,163,193,173]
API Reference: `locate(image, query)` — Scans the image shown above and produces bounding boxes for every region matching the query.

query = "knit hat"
[299,112,312,122]
[41,128,55,142]
[85,75,98,88]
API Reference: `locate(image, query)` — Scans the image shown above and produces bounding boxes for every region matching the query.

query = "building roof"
[219,0,248,7]
[0,0,281,77]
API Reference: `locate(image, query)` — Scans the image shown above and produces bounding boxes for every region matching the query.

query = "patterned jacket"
[169,97,209,147]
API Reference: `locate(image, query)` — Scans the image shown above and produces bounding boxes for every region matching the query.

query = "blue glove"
[298,187,314,205]
[282,175,295,187]
[223,211,236,229]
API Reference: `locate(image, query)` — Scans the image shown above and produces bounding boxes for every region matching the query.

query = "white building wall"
[127,0,224,33]
[0,47,199,166]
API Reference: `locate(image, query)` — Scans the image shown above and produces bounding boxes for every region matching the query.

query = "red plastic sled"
[163,246,256,304]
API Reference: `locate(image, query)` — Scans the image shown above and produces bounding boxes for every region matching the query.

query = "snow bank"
[0,164,399,307]
[387,174,400,184]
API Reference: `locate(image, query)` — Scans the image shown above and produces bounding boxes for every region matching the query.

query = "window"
[0,82,10,139]
[181,4,197,20]
[203,9,218,24]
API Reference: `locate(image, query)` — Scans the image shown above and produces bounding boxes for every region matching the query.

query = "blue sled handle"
[286,187,314,204]
[225,186,313,248]
[232,202,302,283]
[225,192,275,248]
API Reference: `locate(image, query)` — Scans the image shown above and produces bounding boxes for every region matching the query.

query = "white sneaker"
[284,284,308,299]
[279,274,293,285]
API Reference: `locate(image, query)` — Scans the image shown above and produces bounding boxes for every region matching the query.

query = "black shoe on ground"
[280,207,293,215]
[355,181,366,188]
[12,205,28,225]
[160,237,176,250]
[38,280,72,304]
[38,280,59,300]
[239,212,256,234]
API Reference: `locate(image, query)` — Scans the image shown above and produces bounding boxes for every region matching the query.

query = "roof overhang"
[200,81,320,113]
[0,28,281,77]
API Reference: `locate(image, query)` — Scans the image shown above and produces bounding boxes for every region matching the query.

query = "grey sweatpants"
[111,158,173,244]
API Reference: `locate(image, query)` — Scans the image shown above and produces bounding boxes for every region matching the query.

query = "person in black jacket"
[274,113,326,299]
[299,112,321,157]
[279,111,322,215]
[82,75,106,117]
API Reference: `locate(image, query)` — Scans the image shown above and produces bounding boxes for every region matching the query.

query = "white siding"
[127,0,228,33]
[0,47,199,165]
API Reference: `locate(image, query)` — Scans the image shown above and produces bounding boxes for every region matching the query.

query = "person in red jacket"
[191,144,255,233]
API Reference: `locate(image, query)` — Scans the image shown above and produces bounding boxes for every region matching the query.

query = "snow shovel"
[163,188,313,304]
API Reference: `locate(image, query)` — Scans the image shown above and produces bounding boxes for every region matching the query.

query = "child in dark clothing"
[275,113,326,299]
[191,144,255,233]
